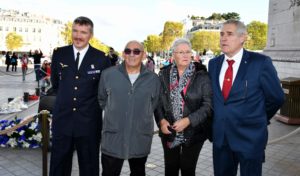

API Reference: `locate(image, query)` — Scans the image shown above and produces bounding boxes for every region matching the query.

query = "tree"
[144,35,162,54]
[61,22,73,45]
[161,21,184,50]
[207,13,223,20]
[221,12,240,20]
[5,32,23,51]
[245,21,267,50]
[190,31,220,54]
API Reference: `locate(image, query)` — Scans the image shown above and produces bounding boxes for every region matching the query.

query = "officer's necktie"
[75,52,80,69]
[222,59,235,101]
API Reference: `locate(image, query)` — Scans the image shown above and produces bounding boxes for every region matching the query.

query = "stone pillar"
[264,0,300,79]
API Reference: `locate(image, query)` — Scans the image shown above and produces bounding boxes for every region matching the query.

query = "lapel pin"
[245,61,247,64]
[91,64,95,69]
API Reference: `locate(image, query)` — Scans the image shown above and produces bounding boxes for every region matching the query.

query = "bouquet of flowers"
[0,117,42,148]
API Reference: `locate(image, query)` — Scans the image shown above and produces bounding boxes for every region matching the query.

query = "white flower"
[32,132,42,142]
[19,130,25,135]
[22,142,30,148]
[7,138,17,147]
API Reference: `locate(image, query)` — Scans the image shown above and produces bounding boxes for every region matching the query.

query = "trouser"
[213,138,264,176]
[34,64,40,81]
[50,134,101,176]
[22,68,27,81]
[6,64,10,71]
[161,138,203,176]
[101,153,148,176]
[11,64,17,71]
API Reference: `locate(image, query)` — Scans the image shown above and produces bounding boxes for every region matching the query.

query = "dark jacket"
[51,45,111,137]
[155,62,213,146]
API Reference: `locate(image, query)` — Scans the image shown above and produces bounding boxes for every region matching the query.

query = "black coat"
[51,45,111,137]
[154,62,213,146]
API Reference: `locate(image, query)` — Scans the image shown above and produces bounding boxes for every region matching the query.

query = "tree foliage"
[206,12,240,20]
[190,31,220,53]
[5,32,23,51]
[144,35,162,53]
[221,12,240,20]
[61,22,73,45]
[245,21,267,50]
[161,21,184,50]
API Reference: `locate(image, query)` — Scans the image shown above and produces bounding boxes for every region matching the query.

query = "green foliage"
[161,21,184,50]
[144,35,162,53]
[61,22,73,45]
[207,13,223,20]
[5,32,23,51]
[245,21,267,50]
[221,12,240,20]
[190,31,220,54]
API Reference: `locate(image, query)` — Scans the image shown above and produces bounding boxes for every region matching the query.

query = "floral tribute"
[0,117,43,148]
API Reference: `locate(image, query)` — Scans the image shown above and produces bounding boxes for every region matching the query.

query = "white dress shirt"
[219,48,244,89]
[73,45,89,69]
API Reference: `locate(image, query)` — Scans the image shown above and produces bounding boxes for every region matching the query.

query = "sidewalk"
[0,66,300,176]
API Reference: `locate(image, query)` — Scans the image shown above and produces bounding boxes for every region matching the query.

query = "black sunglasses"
[124,48,142,55]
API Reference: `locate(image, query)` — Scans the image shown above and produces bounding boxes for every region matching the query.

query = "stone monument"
[264,0,300,79]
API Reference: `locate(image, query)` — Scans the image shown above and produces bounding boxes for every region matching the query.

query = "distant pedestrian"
[29,49,43,81]
[5,51,11,72]
[11,52,18,72]
[21,54,29,81]
[146,55,155,72]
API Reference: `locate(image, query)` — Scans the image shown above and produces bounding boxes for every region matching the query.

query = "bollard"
[39,110,50,176]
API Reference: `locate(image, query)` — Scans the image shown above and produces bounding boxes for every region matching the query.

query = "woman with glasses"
[154,38,213,176]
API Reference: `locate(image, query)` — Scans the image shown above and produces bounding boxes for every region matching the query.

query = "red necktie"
[222,59,235,100]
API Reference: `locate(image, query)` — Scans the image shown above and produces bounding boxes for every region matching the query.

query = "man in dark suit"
[208,19,284,176]
[50,16,111,176]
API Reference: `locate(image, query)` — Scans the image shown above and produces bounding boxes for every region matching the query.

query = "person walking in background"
[5,51,11,72]
[145,55,155,72]
[50,16,111,176]
[10,52,18,72]
[98,40,160,176]
[29,49,43,81]
[40,60,51,89]
[208,19,285,176]
[108,47,119,66]
[154,38,212,176]
[21,53,29,81]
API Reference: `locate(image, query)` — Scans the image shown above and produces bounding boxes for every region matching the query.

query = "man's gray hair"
[171,38,192,52]
[222,19,247,36]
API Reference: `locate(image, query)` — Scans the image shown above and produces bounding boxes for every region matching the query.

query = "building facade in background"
[0,8,66,56]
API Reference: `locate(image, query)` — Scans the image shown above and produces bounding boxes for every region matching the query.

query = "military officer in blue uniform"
[50,16,111,176]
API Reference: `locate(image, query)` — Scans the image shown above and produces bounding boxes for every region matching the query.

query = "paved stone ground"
[0,66,300,176]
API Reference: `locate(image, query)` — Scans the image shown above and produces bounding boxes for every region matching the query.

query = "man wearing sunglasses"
[98,40,161,176]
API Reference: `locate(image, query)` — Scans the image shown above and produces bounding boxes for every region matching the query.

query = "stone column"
[264,0,300,78]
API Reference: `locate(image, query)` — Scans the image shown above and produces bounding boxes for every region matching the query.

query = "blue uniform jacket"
[51,45,111,137]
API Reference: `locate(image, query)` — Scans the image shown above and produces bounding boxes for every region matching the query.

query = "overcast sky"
[1,0,269,51]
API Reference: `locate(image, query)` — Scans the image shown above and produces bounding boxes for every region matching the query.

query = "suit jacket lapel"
[228,49,250,99]
[62,46,77,71]
[215,55,225,102]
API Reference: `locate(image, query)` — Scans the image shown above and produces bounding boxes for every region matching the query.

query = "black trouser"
[6,64,10,71]
[162,138,203,176]
[50,134,101,176]
[101,153,148,176]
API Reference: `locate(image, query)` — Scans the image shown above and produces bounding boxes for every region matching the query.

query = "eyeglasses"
[124,48,143,55]
[173,51,192,55]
